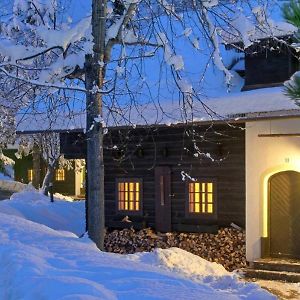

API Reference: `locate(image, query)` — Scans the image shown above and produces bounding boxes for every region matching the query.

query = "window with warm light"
[55,169,65,181]
[117,179,142,213]
[188,182,214,214]
[28,169,33,182]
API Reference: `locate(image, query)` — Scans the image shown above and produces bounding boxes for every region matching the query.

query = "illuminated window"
[188,182,214,214]
[28,169,33,182]
[117,179,142,212]
[55,169,65,181]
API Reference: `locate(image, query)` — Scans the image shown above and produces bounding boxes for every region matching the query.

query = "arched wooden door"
[269,171,300,258]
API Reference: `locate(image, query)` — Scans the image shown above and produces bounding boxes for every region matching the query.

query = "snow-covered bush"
[0,152,15,179]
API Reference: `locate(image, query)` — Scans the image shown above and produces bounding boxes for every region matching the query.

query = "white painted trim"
[246,117,300,262]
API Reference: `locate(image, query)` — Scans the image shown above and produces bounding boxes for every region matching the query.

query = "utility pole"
[85,0,107,250]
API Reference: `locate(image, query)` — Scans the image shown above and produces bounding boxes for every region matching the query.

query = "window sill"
[185,212,217,220]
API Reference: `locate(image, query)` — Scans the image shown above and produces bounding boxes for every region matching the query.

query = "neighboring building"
[4,149,85,198]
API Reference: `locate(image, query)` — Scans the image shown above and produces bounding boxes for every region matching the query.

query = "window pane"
[129,191,134,201]
[189,183,193,193]
[129,182,134,192]
[129,201,134,210]
[189,201,194,213]
[207,193,213,202]
[207,183,213,193]
[195,192,200,203]
[208,204,213,213]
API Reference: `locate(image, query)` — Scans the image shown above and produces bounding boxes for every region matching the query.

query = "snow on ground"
[0,191,275,299]
[0,189,85,236]
[129,247,229,279]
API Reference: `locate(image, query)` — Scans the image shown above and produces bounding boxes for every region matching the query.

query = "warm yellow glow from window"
[207,183,213,193]
[55,169,65,181]
[28,169,33,182]
[188,182,214,214]
[118,180,141,212]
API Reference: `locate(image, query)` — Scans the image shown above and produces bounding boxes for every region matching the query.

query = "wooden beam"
[258,133,300,137]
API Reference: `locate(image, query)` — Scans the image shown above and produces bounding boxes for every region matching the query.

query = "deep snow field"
[0,188,275,300]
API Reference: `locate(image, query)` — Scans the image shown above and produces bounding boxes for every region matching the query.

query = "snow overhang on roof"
[16,112,86,134]
[203,87,300,120]
[15,87,300,133]
[219,20,297,51]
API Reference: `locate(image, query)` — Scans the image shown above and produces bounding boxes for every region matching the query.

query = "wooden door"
[269,171,300,258]
[155,166,171,232]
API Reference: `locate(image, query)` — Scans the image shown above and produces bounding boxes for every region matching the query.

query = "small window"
[28,169,33,182]
[117,179,142,213]
[55,169,65,181]
[188,182,214,214]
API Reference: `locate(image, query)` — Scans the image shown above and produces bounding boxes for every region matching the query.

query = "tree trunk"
[32,143,41,189]
[85,0,107,250]
[42,166,54,196]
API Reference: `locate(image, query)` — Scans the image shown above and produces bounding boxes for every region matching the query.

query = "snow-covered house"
[4,121,86,198]
[60,87,300,263]
[60,33,300,261]
[12,33,300,264]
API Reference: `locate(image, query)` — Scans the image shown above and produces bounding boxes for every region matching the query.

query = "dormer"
[227,35,299,91]
[243,36,299,91]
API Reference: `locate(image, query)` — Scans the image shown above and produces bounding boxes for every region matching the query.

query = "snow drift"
[0,189,85,236]
[0,191,275,299]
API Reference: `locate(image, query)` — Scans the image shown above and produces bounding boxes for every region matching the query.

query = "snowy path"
[247,279,300,300]
[0,190,276,300]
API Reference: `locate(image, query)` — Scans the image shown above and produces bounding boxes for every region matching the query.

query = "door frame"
[264,170,300,258]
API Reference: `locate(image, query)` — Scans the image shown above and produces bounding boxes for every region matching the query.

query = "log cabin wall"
[60,123,245,233]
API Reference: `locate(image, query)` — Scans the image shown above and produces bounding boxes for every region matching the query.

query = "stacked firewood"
[104,227,246,271]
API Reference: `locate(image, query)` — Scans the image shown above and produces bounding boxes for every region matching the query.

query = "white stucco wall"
[246,117,300,262]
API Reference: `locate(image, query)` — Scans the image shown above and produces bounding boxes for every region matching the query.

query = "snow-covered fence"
[0,180,26,193]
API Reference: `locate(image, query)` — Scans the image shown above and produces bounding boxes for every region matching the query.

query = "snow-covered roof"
[16,112,85,133]
[12,2,300,133]
[113,86,300,126]
[220,15,297,48]
[16,86,300,133]
[201,87,300,120]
